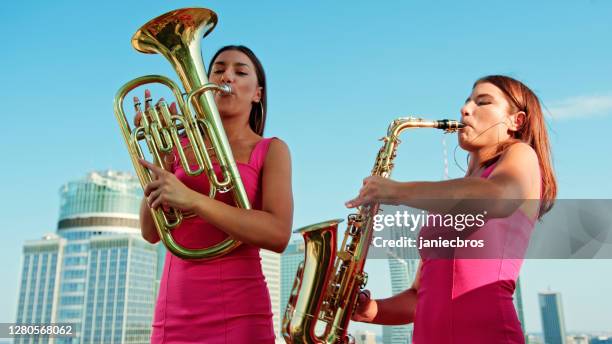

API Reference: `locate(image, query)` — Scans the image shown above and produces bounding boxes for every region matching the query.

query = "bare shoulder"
[498,142,539,170]
[492,142,541,200]
[265,138,291,164]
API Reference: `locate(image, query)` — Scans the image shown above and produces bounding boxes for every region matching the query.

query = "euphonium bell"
[113,8,250,260]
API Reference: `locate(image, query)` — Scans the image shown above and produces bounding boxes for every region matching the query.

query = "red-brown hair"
[475,75,557,218]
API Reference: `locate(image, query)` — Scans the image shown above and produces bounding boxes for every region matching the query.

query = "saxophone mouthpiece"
[436,119,465,132]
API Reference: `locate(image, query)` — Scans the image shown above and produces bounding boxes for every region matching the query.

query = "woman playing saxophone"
[348,75,556,343]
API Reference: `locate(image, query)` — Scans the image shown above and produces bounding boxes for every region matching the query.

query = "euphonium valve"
[113,8,250,260]
[282,117,463,343]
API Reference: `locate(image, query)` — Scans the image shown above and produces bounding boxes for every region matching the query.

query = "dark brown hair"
[475,75,557,218]
[208,45,267,136]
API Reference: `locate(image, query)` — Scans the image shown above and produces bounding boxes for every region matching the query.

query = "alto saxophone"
[282,117,464,343]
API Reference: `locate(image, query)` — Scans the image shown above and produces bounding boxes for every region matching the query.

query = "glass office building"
[280,240,305,324]
[539,290,567,344]
[16,170,157,344]
[81,235,157,343]
[15,234,66,344]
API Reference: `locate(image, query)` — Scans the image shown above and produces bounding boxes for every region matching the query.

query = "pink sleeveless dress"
[150,137,277,344]
[412,163,536,344]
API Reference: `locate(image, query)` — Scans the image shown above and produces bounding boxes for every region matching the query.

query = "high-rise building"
[15,234,66,344]
[15,170,157,344]
[81,235,157,343]
[538,290,567,344]
[280,240,305,329]
[567,335,590,344]
[260,249,281,342]
[354,330,378,344]
[515,277,526,336]
[383,217,419,344]
[527,334,545,344]
[383,257,418,344]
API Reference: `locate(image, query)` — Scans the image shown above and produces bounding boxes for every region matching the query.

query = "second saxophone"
[282,117,464,343]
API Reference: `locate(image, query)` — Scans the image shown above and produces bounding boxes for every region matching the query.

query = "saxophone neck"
[388,117,464,135]
[371,117,464,177]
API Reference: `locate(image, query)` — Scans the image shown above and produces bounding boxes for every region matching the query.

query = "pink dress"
[151,137,277,344]
[412,163,535,344]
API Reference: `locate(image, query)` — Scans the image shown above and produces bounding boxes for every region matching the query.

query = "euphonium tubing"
[113,8,250,260]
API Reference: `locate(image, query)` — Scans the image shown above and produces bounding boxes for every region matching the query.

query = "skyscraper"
[354,330,378,344]
[15,170,157,344]
[515,277,526,336]
[539,290,567,344]
[280,240,305,339]
[383,214,419,344]
[15,234,66,344]
[383,257,418,344]
[81,235,157,343]
[260,249,281,341]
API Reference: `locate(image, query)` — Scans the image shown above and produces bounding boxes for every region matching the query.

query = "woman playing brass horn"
[347,75,557,343]
[136,46,293,343]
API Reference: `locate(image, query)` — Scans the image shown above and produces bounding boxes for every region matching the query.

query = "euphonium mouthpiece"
[219,83,232,94]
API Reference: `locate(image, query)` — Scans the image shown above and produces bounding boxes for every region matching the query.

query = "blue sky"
[1,0,611,336]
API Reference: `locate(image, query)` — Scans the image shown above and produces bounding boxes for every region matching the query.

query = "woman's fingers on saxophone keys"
[346,184,370,208]
[346,192,366,208]
[352,290,374,322]
[348,176,397,207]
[358,289,371,303]
[345,197,361,208]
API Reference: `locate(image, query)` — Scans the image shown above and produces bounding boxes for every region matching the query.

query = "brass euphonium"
[282,118,464,343]
[113,8,250,260]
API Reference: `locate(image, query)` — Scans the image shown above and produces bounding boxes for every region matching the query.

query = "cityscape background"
[1,0,612,343]
[8,171,611,343]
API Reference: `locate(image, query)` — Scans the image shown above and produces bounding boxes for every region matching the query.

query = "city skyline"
[14,170,157,343]
[9,169,612,342]
[2,0,612,339]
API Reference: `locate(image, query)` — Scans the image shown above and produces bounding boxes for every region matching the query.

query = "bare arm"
[354,260,422,325]
[189,139,293,252]
[348,143,541,218]
[141,139,294,253]
[139,198,160,244]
